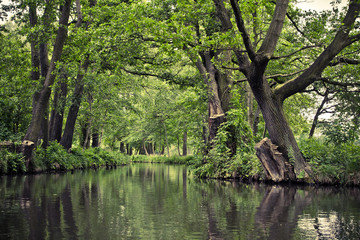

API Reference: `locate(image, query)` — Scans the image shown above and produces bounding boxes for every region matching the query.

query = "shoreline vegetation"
[1,140,359,187]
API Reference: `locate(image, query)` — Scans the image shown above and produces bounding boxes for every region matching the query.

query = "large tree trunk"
[250,75,313,180]
[39,42,50,148]
[255,138,296,181]
[191,0,234,149]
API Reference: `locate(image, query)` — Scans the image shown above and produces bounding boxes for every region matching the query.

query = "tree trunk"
[80,122,91,149]
[147,142,154,155]
[309,90,329,138]
[82,94,93,149]
[91,131,99,148]
[60,60,90,150]
[253,106,261,136]
[120,142,125,153]
[182,130,187,156]
[250,76,313,180]
[247,83,254,129]
[177,135,181,156]
[49,77,68,142]
[163,121,170,157]
[39,43,50,148]
[255,138,296,181]
[126,144,132,155]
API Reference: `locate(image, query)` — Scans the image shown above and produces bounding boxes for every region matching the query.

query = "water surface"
[0,163,359,239]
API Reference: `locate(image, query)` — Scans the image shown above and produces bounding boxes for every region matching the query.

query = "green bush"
[33,141,72,170]
[0,149,25,174]
[192,108,261,180]
[299,137,360,184]
[32,142,130,172]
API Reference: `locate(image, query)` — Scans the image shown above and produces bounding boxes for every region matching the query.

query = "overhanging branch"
[320,78,360,87]
[271,45,318,60]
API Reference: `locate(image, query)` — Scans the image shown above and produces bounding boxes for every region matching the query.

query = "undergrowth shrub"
[0,149,25,174]
[192,107,262,179]
[32,142,130,172]
[299,137,360,184]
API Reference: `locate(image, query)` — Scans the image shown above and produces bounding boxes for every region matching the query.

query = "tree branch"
[320,78,360,87]
[257,0,289,59]
[229,0,256,61]
[271,45,318,60]
[329,57,360,66]
[275,0,360,101]
[286,12,305,37]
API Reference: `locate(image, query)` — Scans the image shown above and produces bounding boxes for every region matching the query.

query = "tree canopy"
[0,0,359,183]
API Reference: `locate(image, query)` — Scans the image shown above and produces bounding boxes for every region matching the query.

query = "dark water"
[0,164,359,239]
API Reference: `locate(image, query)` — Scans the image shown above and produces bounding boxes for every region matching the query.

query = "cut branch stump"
[255,138,296,182]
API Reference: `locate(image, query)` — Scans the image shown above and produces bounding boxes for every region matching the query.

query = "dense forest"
[0,0,359,185]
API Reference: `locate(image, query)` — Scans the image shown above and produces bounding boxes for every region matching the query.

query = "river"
[0,163,359,239]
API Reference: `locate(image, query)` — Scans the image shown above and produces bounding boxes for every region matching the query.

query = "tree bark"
[253,106,261,136]
[249,75,313,179]
[255,138,296,181]
[39,43,50,148]
[82,94,93,149]
[190,0,234,147]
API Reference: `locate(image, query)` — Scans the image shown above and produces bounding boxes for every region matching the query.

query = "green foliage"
[322,117,359,144]
[131,155,194,164]
[299,137,360,184]
[193,104,262,179]
[0,149,25,174]
[0,24,32,141]
[31,142,130,173]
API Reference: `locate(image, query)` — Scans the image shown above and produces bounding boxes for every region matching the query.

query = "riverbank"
[1,140,360,187]
[0,141,195,175]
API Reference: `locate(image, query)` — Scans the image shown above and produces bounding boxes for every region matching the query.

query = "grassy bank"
[299,137,360,186]
[0,141,130,175]
[1,139,359,187]
[0,141,196,175]
[131,155,195,165]
[190,138,360,186]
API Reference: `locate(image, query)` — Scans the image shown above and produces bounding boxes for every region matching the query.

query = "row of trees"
[1,0,359,181]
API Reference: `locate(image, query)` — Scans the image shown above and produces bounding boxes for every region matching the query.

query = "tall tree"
[227,0,360,181]
[22,0,72,162]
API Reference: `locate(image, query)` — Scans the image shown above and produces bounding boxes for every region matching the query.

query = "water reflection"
[0,164,359,239]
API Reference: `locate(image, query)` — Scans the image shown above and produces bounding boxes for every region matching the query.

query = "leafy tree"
[0,22,32,140]
[224,0,360,181]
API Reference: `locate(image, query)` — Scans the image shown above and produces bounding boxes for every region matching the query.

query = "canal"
[1,163,359,239]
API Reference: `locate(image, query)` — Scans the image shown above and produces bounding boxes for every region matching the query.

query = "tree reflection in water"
[0,165,359,239]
